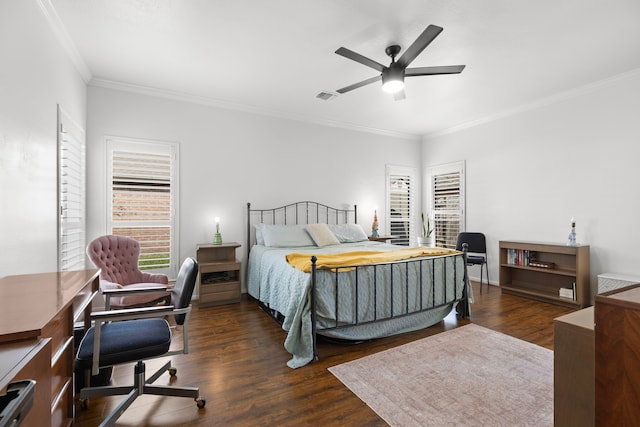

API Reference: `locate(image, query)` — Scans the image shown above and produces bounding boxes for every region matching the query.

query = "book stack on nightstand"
[196,242,241,306]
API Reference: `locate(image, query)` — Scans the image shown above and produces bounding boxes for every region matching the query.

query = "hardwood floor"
[74,282,574,426]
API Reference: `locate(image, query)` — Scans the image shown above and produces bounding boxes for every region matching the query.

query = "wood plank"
[73,282,573,426]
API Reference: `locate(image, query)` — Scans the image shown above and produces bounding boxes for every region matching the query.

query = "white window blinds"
[428,161,465,249]
[107,138,178,277]
[58,106,86,271]
[386,165,416,246]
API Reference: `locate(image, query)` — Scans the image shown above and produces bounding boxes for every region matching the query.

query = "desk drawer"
[50,378,72,427]
[11,339,52,427]
[42,307,73,357]
[50,338,73,403]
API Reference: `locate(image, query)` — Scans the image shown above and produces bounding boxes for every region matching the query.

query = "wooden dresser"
[554,306,594,426]
[594,284,640,426]
[0,269,99,427]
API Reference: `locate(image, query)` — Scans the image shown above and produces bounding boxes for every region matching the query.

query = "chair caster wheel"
[196,398,206,408]
[168,367,177,376]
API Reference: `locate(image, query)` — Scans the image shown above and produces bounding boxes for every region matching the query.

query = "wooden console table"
[0,269,100,427]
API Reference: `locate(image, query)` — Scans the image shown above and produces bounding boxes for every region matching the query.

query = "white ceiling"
[49,0,640,139]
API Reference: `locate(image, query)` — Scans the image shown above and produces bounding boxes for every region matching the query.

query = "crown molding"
[423,68,640,141]
[36,0,92,83]
[88,78,420,142]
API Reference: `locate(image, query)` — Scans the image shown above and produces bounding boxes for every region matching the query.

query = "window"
[106,137,178,278]
[386,165,416,246]
[427,161,465,249]
[58,106,86,271]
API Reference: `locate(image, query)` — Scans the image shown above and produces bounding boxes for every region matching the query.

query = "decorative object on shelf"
[371,210,379,238]
[213,217,223,245]
[417,212,434,246]
[567,217,576,246]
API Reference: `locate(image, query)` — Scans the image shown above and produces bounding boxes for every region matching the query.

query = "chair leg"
[95,361,146,427]
[479,265,484,295]
[485,262,490,292]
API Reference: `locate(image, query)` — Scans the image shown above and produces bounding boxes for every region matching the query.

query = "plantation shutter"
[58,106,86,271]
[428,162,465,249]
[386,165,416,246]
[107,138,178,277]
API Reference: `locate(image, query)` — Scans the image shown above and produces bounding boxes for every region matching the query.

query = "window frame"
[385,164,417,246]
[57,105,86,271]
[426,161,466,249]
[106,136,179,278]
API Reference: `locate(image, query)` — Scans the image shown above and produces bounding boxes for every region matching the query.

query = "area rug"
[328,324,553,426]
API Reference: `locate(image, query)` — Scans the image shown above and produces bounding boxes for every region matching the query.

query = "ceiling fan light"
[382,79,404,93]
[381,67,405,93]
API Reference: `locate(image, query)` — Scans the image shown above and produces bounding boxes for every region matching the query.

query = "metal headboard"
[246,201,357,251]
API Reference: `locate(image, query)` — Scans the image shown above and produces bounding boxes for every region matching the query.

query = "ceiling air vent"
[316,91,339,101]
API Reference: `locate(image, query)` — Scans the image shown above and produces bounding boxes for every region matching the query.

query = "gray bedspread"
[247,241,470,368]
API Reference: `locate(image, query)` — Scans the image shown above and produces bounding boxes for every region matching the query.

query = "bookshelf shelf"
[499,240,590,308]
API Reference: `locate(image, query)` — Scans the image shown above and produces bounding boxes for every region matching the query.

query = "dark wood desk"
[0,269,100,427]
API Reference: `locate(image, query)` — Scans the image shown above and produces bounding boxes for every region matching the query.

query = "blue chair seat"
[76,318,171,370]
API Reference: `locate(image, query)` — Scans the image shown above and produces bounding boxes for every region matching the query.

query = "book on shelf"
[507,249,537,267]
[529,260,555,269]
[559,283,577,300]
[559,287,574,299]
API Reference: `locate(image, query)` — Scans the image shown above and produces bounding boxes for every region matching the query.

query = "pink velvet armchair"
[86,235,171,309]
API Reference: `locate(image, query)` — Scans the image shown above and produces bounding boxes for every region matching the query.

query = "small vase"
[417,236,434,247]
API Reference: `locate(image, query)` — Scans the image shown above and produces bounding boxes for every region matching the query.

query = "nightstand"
[368,235,394,243]
[196,242,241,306]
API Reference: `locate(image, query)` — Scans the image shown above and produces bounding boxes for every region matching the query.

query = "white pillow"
[328,223,369,243]
[261,224,315,247]
[254,223,266,245]
[306,223,340,247]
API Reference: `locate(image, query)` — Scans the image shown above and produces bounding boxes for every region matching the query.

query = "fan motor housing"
[385,45,402,59]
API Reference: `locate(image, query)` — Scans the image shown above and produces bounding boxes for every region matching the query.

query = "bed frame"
[246,201,470,360]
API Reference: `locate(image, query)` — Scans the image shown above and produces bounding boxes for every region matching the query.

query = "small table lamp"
[213,217,223,245]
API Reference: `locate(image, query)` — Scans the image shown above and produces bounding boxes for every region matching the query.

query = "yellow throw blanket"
[286,247,461,273]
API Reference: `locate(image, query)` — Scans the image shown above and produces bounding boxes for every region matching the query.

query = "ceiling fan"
[335,25,465,100]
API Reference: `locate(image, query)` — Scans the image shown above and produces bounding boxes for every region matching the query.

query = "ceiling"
[49,0,640,139]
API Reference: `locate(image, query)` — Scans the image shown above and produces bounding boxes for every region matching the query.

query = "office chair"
[87,235,171,309]
[456,232,490,294]
[76,257,205,427]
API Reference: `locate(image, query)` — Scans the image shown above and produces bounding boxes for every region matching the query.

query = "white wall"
[422,70,640,290]
[0,1,87,276]
[86,86,421,279]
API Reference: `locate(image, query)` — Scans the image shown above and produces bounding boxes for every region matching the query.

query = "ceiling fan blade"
[393,89,406,101]
[405,65,466,76]
[335,47,386,72]
[396,25,443,69]
[336,75,382,94]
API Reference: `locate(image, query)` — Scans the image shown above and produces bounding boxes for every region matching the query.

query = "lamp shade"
[381,66,405,93]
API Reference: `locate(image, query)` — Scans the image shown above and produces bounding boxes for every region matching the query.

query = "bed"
[246,201,471,368]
